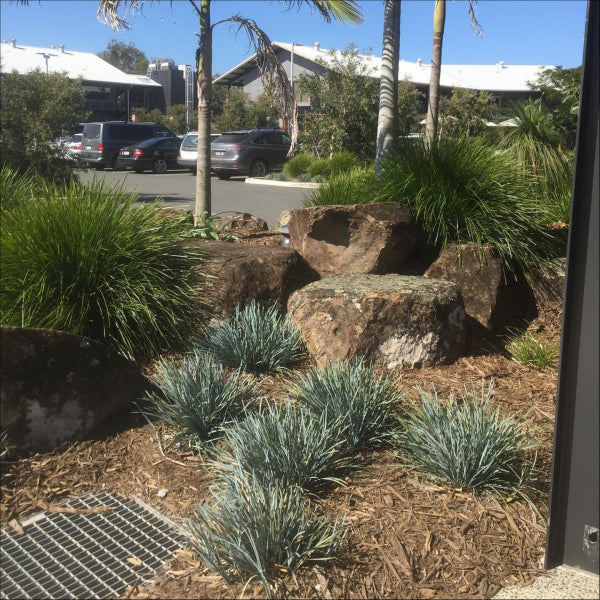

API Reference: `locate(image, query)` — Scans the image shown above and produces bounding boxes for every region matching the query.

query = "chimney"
[313,42,320,52]
[59,44,65,53]
[416,58,422,66]
[10,38,16,47]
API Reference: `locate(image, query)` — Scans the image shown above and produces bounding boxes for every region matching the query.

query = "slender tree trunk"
[425,0,445,147]
[376,0,401,171]
[194,0,212,227]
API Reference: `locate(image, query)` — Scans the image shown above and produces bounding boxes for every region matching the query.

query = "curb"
[244,177,320,189]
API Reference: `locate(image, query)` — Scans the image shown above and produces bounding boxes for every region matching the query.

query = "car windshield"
[213,133,248,144]
[82,124,101,139]
[182,135,198,149]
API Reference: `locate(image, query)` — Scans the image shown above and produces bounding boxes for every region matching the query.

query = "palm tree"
[98,0,363,226]
[424,0,482,146]
[375,0,401,169]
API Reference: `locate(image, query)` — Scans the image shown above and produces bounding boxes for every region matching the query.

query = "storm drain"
[0,492,188,600]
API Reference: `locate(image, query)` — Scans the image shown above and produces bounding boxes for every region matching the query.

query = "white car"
[177,132,220,175]
[60,133,83,158]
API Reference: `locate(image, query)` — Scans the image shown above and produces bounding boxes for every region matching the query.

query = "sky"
[0,0,588,75]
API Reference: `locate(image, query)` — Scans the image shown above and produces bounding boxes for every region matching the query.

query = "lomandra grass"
[142,351,255,450]
[198,301,304,373]
[0,175,201,360]
[289,358,403,452]
[211,401,352,493]
[397,379,538,495]
[188,474,345,598]
[506,328,559,370]
[376,137,561,276]
[306,165,376,207]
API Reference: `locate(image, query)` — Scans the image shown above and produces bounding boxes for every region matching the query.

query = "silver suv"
[211,128,291,179]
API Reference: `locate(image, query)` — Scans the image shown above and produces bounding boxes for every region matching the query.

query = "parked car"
[63,133,83,157]
[80,121,176,170]
[115,137,182,174]
[210,128,291,179]
[177,132,221,174]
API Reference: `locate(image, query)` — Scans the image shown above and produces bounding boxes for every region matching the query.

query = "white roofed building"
[1,39,164,121]
[214,41,551,123]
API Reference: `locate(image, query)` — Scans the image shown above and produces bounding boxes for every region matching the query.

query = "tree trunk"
[194,0,212,227]
[425,0,445,147]
[376,0,401,170]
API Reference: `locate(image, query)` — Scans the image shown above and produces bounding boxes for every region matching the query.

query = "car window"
[214,134,248,144]
[83,124,101,139]
[109,124,153,141]
[279,132,291,145]
[160,139,180,150]
[182,135,198,149]
[154,125,174,138]
[255,133,279,145]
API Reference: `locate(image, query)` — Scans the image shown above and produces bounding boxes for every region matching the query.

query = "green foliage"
[0,166,43,211]
[163,104,197,134]
[0,70,89,182]
[211,401,352,493]
[289,358,403,452]
[298,45,379,158]
[375,137,562,275]
[212,88,279,132]
[97,39,149,73]
[438,87,495,138]
[129,106,164,124]
[498,101,573,225]
[183,212,237,242]
[329,151,358,175]
[306,166,376,207]
[198,301,304,373]
[142,351,254,451]
[189,475,344,598]
[307,157,332,178]
[0,175,201,360]
[397,78,423,136]
[529,66,581,149]
[284,152,315,178]
[396,380,538,495]
[505,329,559,370]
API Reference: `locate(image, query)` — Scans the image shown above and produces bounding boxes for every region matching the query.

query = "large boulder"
[424,243,537,334]
[287,274,466,369]
[288,203,424,277]
[0,326,149,455]
[188,240,320,317]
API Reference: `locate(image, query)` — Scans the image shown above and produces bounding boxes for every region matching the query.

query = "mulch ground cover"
[0,264,563,600]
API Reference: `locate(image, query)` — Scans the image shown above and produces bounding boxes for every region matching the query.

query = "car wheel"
[153,158,168,174]
[250,159,268,178]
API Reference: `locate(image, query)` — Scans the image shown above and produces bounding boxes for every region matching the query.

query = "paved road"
[77,168,313,228]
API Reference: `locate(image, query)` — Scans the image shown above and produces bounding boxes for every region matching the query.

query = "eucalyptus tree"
[375,0,401,169]
[97,0,362,226]
[424,0,482,146]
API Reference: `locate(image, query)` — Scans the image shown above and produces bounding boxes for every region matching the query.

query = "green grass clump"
[329,151,358,176]
[305,166,376,207]
[198,301,304,373]
[289,358,403,452]
[0,176,201,360]
[396,380,538,495]
[506,329,559,369]
[142,350,254,451]
[284,153,314,179]
[376,137,561,276]
[308,158,332,178]
[0,166,42,211]
[211,401,352,493]
[188,475,344,598]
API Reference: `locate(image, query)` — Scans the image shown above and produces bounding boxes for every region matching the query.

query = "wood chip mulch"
[0,301,562,600]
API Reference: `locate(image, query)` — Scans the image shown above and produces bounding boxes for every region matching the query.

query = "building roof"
[0,39,161,87]
[214,41,551,93]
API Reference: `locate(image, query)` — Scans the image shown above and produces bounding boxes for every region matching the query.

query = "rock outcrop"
[0,326,149,454]
[287,274,466,368]
[288,203,424,277]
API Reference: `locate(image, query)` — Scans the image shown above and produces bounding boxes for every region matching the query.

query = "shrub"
[306,166,376,207]
[284,153,314,179]
[396,380,538,495]
[0,166,42,212]
[211,401,352,493]
[188,474,344,597]
[506,328,559,370]
[376,137,562,276]
[289,358,403,451]
[0,177,201,360]
[308,158,333,178]
[142,351,255,450]
[329,151,358,176]
[198,301,304,373]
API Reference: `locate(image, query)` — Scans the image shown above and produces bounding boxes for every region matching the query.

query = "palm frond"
[285,0,363,24]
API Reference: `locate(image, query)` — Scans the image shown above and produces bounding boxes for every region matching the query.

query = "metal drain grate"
[0,492,188,600]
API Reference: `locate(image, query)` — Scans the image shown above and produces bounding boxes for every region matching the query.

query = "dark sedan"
[116,136,182,173]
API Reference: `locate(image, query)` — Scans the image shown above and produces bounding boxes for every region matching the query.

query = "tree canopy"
[97,39,149,73]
